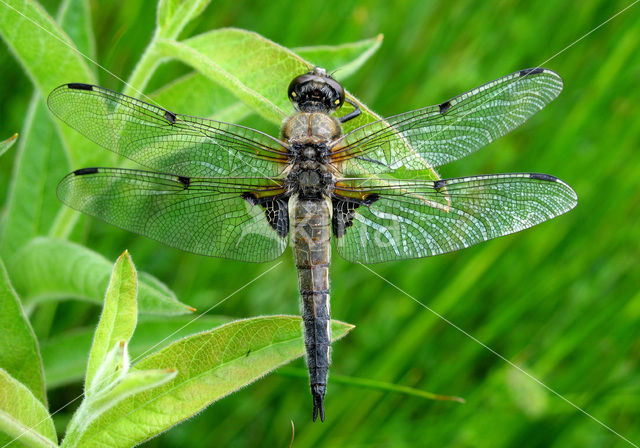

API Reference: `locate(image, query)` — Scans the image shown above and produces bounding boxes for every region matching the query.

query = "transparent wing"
[332,173,577,263]
[332,68,563,176]
[57,168,289,262]
[48,84,289,178]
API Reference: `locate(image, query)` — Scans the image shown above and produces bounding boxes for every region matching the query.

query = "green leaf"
[149,72,254,123]
[0,133,18,157]
[57,0,96,63]
[0,0,98,167]
[148,35,383,123]
[0,260,47,405]
[156,28,383,131]
[41,316,232,389]
[9,238,192,315]
[85,251,138,392]
[293,34,383,79]
[68,316,354,448]
[0,0,94,93]
[88,369,177,417]
[157,0,211,39]
[86,342,129,398]
[0,0,97,259]
[0,99,70,262]
[0,369,57,448]
[62,252,178,447]
[63,360,176,447]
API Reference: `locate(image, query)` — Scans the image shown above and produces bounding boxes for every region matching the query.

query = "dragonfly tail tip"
[311,384,326,422]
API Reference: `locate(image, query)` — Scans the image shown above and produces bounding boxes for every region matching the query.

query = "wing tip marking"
[67,83,94,91]
[519,68,545,77]
[74,167,99,176]
[529,173,558,182]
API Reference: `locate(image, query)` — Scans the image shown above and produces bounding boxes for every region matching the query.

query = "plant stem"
[123,32,164,98]
[48,207,79,240]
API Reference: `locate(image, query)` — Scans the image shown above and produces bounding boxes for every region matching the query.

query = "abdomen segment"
[290,194,332,422]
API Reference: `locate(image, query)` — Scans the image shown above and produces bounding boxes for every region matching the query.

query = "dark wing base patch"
[331,194,379,238]
[242,193,290,238]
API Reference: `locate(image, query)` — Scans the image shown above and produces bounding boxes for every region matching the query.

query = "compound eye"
[288,73,315,100]
[324,78,345,109]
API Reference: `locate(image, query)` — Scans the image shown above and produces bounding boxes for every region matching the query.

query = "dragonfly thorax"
[281,113,343,145]
[285,164,334,199]
[289,142,330,162]
[281,111,341,199]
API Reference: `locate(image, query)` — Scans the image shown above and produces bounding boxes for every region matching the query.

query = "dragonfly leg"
[339,98,361,123]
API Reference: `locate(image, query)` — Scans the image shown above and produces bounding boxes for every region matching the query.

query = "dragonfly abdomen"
[290,194,332,422]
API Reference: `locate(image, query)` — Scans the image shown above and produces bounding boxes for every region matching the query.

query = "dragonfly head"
[288,67,345,114]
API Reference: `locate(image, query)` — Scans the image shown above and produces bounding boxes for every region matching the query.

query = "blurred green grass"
[1,0,639,447]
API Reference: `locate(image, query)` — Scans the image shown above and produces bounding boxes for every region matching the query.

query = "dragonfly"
[48,66,577,422]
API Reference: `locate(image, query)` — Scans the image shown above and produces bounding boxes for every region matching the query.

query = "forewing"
[57,168,289,262]
[48,84,289,178]
[333,173,577,263]
[332,69,563,175]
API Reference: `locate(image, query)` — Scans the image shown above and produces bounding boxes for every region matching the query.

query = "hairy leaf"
[293,34,383,79]
[0,369,57,448]
[88,369,177,417]
[0,0,98,167]
[0,99,69,261]
[0,0,97,259]
[156,28,383,132]
[69,316,353,447]
[9,238,192,315]
[157,0,210,39]
[41,316,232,389]
[0,260,46,405]
[57,0,95,63]
[149,34,383,123]
[85,252,138,392]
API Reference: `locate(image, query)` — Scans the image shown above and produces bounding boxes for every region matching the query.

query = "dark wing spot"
[519,68,544,77]
[74,167,99,175]
[363,193,379,205]
[177,176,190,189]
[241,193,290,238]
[332,194,379,238]
[67,83,94,91]
[529,173,557,182]
[439,101,451,114]
[164,110,177,124]
[433,179,447,190]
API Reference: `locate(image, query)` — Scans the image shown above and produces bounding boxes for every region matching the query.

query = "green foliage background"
[1,0,639,446]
